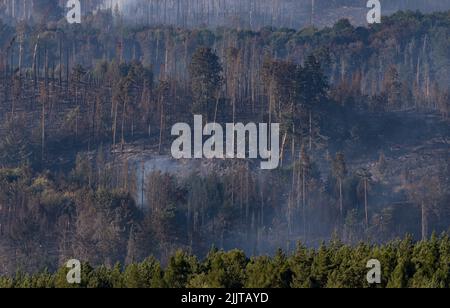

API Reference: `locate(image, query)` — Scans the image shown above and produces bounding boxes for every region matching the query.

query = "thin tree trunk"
[280,131,287,166]
[121,100,127,151]
[41,100,45,162]
[303,166,306,240]
[309,110,312,150]
[364,179,368,229]
[113,100,118,147]
[158,98,164,154]
[339,179,343,219]
[421,201,427,241]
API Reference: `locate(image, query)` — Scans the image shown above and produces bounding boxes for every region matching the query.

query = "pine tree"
[290,242,313,288]
[388,236,414,288]
[163,250,198,288]
[200,249,247,288]
[310,243,331,288]
[246,249,291,288]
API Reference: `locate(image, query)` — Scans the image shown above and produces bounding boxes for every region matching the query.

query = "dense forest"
[0,2,448,278]
[1,235,449,288]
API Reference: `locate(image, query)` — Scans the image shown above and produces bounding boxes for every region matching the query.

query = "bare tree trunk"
[32,35,40,90]
[141,160,145,210]
[59,34,63,89]
[421,201,427,241]
[302,166,306,240]
[280,131,287,167]
[113,99,118,147]
[121,99,127,152]
[41,98,45,162]
[158,97,164,154]
[339,179,343,219]
[18,33,23,77]
[309,110,312,150]
[364,179,368,229]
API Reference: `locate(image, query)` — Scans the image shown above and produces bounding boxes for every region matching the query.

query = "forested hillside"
[0,4,449,276]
